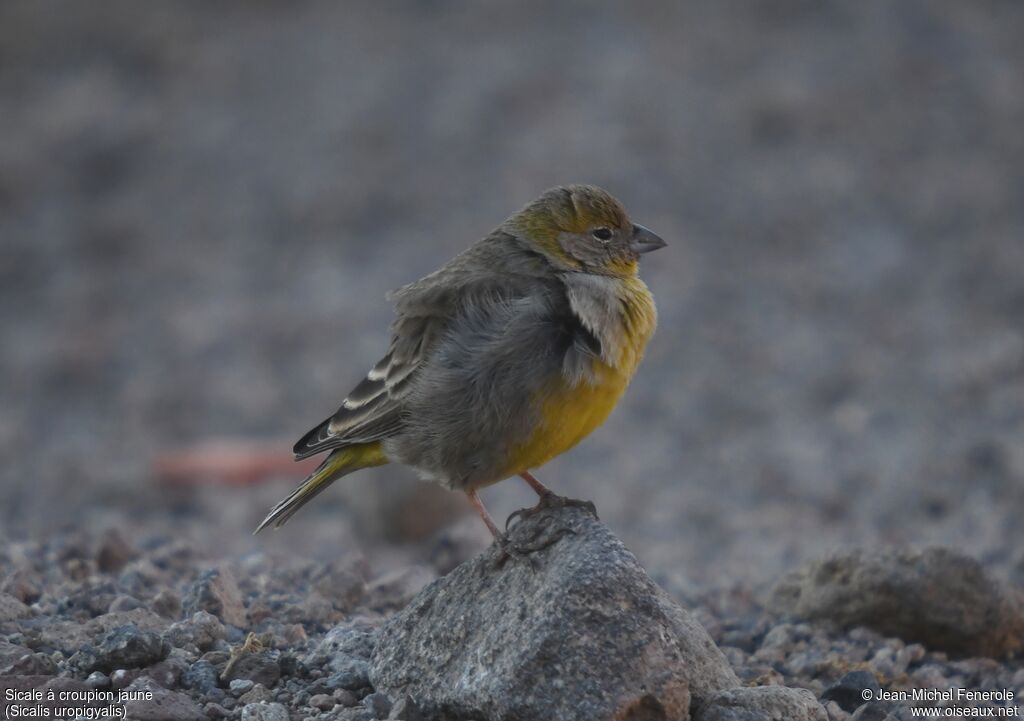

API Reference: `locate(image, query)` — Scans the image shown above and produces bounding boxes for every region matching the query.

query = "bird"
[255,184,665,552]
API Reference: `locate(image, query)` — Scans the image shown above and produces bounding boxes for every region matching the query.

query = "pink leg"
[465,489,502,540]
[519,470,552,497]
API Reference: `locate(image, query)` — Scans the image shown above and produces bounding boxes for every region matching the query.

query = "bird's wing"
[292,312,445,459]
[293,234,553,460]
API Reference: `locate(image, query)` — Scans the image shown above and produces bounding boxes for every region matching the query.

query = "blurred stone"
[153,589,183,619]
[230,679,255,696]
[238,683,273,705]
[96,529,136,573]
[770,547,1024,658]
[86,671,112,690]
[426,518,491,575]
[166,611,227,652]
[240,702,289,721]
[696,686,828,720]
[333,689,359,707]
[148,653,190,689]
[821,671,881,713]
[0,591,32,621]
[182,660,220,694]
[92,624,170,672]
[183,567,248,628]
[109,594,144,612]
[387,696,425,720]
[365,565,437,611]
[305,621,378,672]
[110,668,134,690]
[309,693,334,711]
[1,569,42,604]
[223,651,281,688]
[371,505,738,721]
[203,702,230,719]
[0,640,56,675]
[363,692,392,718]
[123,676,205,721]
[311,557,367,611]
[849,702,896,720]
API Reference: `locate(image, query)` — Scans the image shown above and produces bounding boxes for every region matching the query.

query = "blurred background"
[1,1,1022,590]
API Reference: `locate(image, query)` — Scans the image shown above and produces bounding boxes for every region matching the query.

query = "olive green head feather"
[503,185,664,275]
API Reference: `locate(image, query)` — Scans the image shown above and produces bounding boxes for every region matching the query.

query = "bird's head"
[503,184,666,276]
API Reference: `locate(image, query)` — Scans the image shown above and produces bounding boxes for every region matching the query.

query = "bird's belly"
[494,361,630,481]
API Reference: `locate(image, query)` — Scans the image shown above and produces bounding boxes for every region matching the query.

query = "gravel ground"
[1,2,1022,719]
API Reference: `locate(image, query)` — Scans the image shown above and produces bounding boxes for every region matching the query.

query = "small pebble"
[230,679,255,696]
[204,702,230,719]
[110,669,132,690]
[333,689,358,707]
[85,671,111,690]
[363,692,392,718]
[309,693,334,711]
[239,683,273,705]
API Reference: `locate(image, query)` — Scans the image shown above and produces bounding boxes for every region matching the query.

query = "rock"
[696,686,828,721]
[334,689,359,707]
[109,594,145,612]
[204,702,231,719]
[110,669,134,690]
[86,671,112,690]
[92,624,170,671]
[239,683,274,705]
[823,700,850,721]
[166,611,227,651]
[305,620,378,673]
[427,518,491,575]
[0,591,32,621]
[0,640,56,675]
[123,677,206,721]
[240,702,289,721]
[370,505,739,721]
[153,589,183,619]
[311,558,367,611]
[363,692,392,718]
[230,679,256,696]
[86,608,169,638]
[769,547,1024,658]
[309,693,335,711]
[821,671,881,713]
[365,565,437,611]
[96,529,137,573]
[387,696,425,720]
[182,659,221,694]
[1,569,42,603]
[183,568,248,628]
[149,654,190,689]
[849,702,896,720]
[222,651,281,688]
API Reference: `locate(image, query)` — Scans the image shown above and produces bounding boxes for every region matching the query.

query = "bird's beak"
[630,224,667,255]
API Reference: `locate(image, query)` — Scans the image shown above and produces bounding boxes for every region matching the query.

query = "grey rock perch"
[370,504,744,721]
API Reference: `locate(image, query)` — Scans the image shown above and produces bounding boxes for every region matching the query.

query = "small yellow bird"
[256,185,664,550]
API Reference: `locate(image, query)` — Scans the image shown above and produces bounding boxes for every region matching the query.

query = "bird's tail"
[253,442,388,534]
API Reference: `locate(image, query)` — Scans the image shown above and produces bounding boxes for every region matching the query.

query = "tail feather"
[254,443,387,534]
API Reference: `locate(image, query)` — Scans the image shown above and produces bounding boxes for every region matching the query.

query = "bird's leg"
[466,488,502,539]
[505,471,599,530]
[465,489,539,570]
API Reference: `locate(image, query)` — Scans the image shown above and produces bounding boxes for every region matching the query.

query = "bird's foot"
[489,517,580,571]
[491,533,542,571]
[505,491,599,531]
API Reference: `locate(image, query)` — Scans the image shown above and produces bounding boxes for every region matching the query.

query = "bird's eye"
[592,227,612,241]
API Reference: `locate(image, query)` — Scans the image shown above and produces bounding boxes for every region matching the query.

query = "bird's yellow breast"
[497,275,657,481]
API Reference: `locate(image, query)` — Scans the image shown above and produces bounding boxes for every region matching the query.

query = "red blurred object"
[154,440,319,486]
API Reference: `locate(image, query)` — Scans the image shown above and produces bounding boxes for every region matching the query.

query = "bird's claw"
[505,491,599,531]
